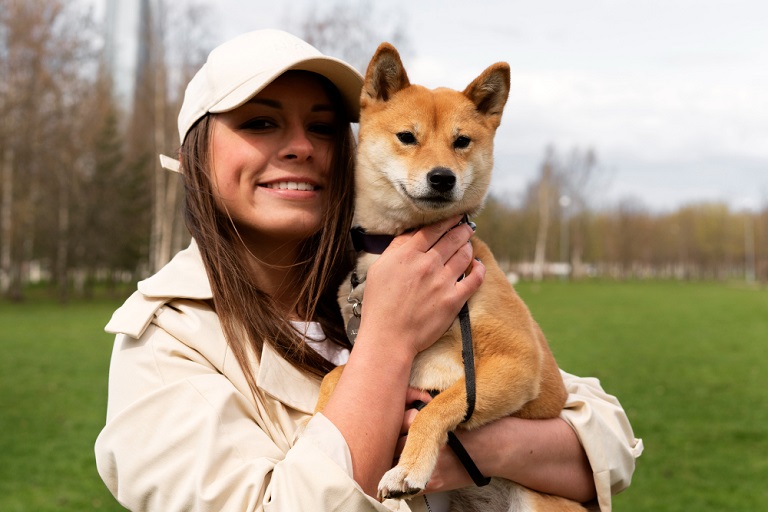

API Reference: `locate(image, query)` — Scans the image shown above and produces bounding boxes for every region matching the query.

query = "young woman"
[95,30,642,512]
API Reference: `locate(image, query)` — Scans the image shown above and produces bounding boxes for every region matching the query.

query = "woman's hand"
[358,215,485,357]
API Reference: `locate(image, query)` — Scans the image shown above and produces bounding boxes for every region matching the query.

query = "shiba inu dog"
[316,43,586,512]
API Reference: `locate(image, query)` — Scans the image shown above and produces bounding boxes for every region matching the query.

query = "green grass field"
[0,281,766,511]
[0,297,126,511]
[517,280,768,511]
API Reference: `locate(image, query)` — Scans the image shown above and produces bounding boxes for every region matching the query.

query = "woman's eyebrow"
[248,98,281,109]
[312,104,335,113]
[247,98,335,113]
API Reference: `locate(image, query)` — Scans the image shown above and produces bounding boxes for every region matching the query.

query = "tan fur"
[316,43,585,512]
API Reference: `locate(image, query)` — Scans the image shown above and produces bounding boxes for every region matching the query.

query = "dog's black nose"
[427,167,456,193]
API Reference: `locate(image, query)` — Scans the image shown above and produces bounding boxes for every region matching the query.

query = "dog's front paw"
[377,465,430,501]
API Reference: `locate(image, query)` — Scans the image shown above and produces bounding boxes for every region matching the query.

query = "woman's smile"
[261,180,319,192]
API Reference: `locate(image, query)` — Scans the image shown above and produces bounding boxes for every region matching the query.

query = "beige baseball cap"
[161,29,363,173]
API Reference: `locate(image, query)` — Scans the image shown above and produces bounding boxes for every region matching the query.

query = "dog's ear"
[362,43,411,104]
[463,62,510,120]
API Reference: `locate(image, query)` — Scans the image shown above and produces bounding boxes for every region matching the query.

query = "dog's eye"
[396,131,417,145]
[454,136,471,149]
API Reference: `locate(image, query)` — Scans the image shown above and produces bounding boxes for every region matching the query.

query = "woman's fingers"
[385,215,476,286]
[388,215,466,256]
[455,257,485,300]
[399,408,419,436]
[428,222,475,266]
[359,216,485,355]
[405,387,433,407]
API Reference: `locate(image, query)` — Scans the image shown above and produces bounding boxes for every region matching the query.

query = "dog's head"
[354,43,510,233]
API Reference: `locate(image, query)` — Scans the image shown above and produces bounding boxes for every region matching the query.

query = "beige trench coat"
[95,240,642,512]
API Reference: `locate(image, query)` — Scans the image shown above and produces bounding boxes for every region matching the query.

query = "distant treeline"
[1,1,765,303]
[475,195,767,283]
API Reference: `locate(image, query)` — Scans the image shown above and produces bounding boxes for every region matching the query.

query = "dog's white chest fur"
[410,328,465,391]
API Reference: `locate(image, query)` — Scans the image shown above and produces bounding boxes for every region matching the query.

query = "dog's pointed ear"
[463,63,510,121]
[362,43,410,104]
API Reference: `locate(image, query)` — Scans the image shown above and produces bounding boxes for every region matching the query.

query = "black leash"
[452,301,492,486]
[410,302,490,487]
[457,301,478,423]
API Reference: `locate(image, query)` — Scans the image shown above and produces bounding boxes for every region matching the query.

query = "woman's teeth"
[264,182,315,191]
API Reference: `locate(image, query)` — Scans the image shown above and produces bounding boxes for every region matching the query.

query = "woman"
[95,29,642,511]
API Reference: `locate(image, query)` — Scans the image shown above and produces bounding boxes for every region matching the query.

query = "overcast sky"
[197,1,768,211]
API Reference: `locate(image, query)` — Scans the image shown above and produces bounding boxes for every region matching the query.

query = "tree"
[126,0,212,274]
[0,0,98,301]
[530,147,558,281]
[557,147,609,278]
[288,0,410,72]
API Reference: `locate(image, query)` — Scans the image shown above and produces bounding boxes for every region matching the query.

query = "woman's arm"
[422,414,595,503]
[411,372,642,509]
[96,325,389,512]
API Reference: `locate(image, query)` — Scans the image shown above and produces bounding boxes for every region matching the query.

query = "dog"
[316,43,586,512]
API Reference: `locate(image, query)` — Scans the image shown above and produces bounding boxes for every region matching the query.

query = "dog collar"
[350,227,395,254]
[350,216,474,255]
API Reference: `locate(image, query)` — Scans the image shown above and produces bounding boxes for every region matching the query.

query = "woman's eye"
[454,135,471,149]
[396,131,417,145]
[310,123,337,137]
[240,118,275,131]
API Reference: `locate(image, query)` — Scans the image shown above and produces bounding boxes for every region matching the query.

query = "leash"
[453,300,491,486]
[350,222,491,487]
[457,301,477,423]
[404,303,490,487]
[410,301,491,487]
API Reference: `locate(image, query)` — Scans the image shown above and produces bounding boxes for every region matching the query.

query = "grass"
[0,281,766,511]
[0,298,126,512]
[516,280,768,511]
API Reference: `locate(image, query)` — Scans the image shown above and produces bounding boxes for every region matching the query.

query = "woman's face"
[209,72,339,250]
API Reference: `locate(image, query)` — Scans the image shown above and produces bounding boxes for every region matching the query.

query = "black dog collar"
[350,216,474,255]
[350,227,395,254]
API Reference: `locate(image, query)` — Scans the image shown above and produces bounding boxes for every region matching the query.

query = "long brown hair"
[179,72,356,395]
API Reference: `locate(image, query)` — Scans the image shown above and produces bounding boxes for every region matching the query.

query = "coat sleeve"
[94,325,399,512]
[559,370,644,512]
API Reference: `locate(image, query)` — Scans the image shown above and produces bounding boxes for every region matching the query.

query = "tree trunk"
[532,161,552,281]
[1,147,13,296]
[56,171,70,303]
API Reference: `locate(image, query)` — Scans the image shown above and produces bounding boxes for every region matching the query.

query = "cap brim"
[209,57,363,122]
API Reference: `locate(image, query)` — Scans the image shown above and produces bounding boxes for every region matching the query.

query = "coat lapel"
[257,342,321,415]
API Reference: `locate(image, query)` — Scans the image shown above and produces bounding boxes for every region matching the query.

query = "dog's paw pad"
[377,466,426,501]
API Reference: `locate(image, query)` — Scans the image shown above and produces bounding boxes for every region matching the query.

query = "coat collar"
[258,342,320,414]
[110,239,319,414]
[137,239,212,299]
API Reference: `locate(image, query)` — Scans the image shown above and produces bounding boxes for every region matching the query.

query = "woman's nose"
[281,126,313,161]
